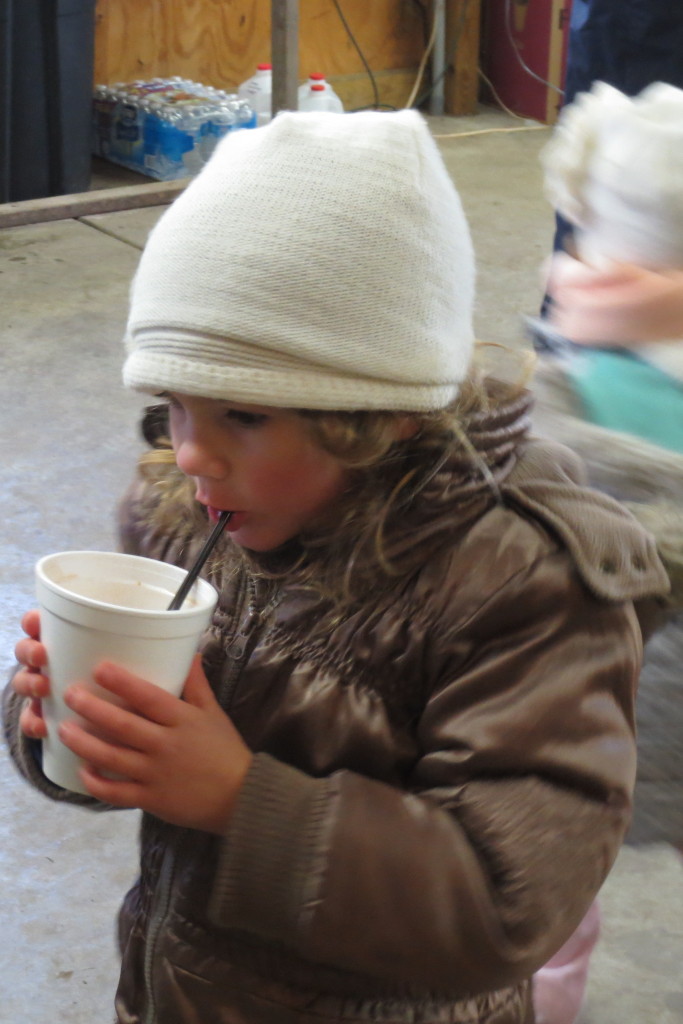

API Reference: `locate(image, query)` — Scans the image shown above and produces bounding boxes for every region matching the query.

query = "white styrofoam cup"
[35,550,219,795]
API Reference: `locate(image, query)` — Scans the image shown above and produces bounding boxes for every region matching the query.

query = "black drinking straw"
[167,510,232,610]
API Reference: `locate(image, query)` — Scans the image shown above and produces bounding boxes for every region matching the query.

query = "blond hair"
[136,347,533,601]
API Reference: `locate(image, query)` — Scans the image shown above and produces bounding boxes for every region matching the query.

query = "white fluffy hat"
[123,109,475,411]
[541,81,683,268]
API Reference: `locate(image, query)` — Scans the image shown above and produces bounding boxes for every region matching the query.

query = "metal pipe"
[430,0,446,116]
[271,0,299,117]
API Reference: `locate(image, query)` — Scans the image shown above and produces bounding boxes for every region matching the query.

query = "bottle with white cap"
[237,63,273,126]
[299,82,345,114]
[298,73,344,112]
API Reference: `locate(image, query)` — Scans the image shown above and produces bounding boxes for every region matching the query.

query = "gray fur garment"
[532,351,683,847]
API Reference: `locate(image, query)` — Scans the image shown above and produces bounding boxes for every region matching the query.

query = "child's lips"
[207,506,245,531]
[225,512,246,532]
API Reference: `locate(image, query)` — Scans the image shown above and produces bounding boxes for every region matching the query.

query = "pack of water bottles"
[92,78,257,182]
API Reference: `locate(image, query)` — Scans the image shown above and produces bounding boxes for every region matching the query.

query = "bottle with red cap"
[237,63,273,126]
[298,72,344,113]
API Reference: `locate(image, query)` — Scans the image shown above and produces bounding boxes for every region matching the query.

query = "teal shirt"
[569,348,683,454]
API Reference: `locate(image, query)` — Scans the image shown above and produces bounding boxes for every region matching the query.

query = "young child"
[4,109,670,1024]
[530,81,683,1024]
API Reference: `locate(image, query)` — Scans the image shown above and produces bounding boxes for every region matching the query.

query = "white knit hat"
[541,82,683,269]
[123,109,475,411]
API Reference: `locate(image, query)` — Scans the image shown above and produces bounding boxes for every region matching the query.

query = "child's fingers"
[63,684,161,753]
[76,764,145,809]
[14,636,47,671]
[58,719,147,783]
[20,609,41,640]
[91,662,183,727]
[11,665,50,700]
[180,655,218,710]
[19,698,48,740]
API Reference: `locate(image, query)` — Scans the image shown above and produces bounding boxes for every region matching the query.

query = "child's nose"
[174,436,228,480]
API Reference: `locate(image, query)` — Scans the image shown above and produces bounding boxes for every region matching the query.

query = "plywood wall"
[94,0,480,114]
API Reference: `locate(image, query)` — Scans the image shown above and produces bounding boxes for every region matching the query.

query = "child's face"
[166,393,350,551]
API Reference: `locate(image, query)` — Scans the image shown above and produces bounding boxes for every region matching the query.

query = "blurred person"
[531,80,683,1024]
[546,0,683,287]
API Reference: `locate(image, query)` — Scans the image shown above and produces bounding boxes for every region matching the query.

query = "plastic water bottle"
[113,89,146,167]
[92,84,117,157]
[158,108,193,178]
[181,105,212,176]
[297,73,344,112]
[203,103,237,160]
[299,83,345,114]
[237,63,272,126]
[142,99,162,170]
[234,99,257,130]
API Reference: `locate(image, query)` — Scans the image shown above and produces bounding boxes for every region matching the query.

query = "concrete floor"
[1,109,681,1023]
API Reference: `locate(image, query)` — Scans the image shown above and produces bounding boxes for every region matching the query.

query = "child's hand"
[58,656,253,834]
[12,610,50,740]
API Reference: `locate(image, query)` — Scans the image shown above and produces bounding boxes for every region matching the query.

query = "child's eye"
[226,409,268,428]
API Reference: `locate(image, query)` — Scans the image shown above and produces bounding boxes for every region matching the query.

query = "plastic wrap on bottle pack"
[92,77,257,181]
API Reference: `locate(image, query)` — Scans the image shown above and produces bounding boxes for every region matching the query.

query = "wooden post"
[444,0,481,116]
[272,0,299,116]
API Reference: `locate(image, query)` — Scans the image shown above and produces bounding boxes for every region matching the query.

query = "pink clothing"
[547,253,683,345]
[533,900,601,1024]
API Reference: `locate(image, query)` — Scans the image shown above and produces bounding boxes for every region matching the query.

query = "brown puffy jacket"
[3,391,669,1024]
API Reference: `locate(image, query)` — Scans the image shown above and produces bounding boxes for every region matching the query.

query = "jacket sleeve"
[2,679,108,808]
[209,547,641,996]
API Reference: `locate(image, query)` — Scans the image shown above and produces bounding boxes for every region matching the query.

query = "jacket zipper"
[143,832,181,1024]
[218,575,265,710]
[141,572,268,1024]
